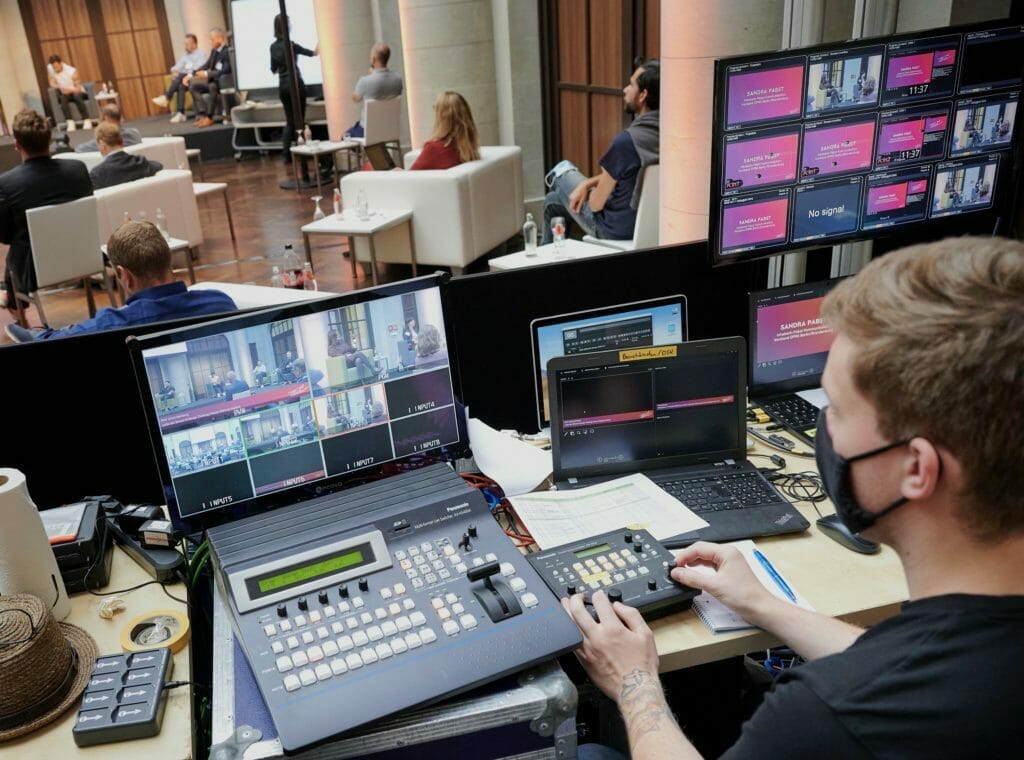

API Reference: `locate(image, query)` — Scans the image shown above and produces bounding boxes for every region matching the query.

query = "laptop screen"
[530,296,687,431]
[549,338,745,480]
[748,279,844,395]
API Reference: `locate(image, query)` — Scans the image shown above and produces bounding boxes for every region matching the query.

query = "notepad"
[690,540,814,632]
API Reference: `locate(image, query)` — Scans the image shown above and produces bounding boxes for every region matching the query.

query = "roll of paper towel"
[0,468,71,620]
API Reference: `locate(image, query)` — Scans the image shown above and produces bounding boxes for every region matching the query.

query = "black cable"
[746,426,816,458]
[163,680,211,691]
[765,470,827,515]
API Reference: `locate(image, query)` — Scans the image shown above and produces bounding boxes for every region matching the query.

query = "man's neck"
[21,150,48,163]
[898,520,1024,599]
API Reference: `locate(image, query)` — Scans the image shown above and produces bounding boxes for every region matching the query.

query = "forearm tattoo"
[619,669,673,742]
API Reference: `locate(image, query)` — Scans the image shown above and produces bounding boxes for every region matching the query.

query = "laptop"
[530,296,688,434]
[548,338,809,547]
[748,279,844,445]
[364,142,397,170]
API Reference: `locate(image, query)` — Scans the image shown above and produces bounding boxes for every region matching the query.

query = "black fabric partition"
[446,241,769,433]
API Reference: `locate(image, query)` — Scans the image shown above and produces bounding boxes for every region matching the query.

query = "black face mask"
[814,408,910,535]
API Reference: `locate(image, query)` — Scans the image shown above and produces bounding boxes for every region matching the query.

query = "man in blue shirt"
[542,60,660,244]
[5,220,236,342]
[151,33,208,123]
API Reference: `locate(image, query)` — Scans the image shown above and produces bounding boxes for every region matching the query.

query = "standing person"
[47,55,90,126]
[186,28,232,128]
[4,221,235,342]
[541,59,659,243]
[402,318,418,349]
[564,236,1024,760]
[88,123,162,189]
[270,13,318,164]
[408,91,480,170]
[0,109,92,317]
[75,105,142,152]
[151,33,207,123]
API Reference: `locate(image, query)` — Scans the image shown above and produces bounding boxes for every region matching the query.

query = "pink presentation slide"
[722,197,789,250]
[878,119,925,153]
[724,132,799,189]
[933,49,956,67]
[907,179,928,194]
[867,183,908,213]
[756,298,834,363]
[802,120,876,176]
[925,114,948,131]
[887,53,934,87]
[727,65,804,125]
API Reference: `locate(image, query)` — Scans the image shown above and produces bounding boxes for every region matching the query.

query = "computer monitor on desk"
[128,274,468,533]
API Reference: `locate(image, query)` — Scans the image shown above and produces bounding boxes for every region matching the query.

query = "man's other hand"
[671,541,776,622]
[561,591,659,704]
[568,182,589,213]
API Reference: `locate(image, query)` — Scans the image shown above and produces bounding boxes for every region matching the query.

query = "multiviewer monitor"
[710,22,1024,265]
[127,275,467,533]
[529,296,688,432]
[748,279,843,396]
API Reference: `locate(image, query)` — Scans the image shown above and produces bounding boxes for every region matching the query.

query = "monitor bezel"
[126,273,470,535]
[709,20,1024,267]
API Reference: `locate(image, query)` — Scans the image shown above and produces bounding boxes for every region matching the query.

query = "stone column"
[660,0,786,246]
[181,0,226,41]
[313,0,375,142]
[0,0,43,117]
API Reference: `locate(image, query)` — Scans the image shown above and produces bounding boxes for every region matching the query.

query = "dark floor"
[0,153,415,344]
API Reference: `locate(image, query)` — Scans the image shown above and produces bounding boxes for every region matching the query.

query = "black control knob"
[358,577,369,592]
[338,584,349,598]
[460,532,471,550]
[297,597,308,611]
[624,532,634,544]
[665,562,676,581]
[467,524,478,538]
[647,578,658,591]
[318,590,329,605]
[277,604,287,618]
[566,584,577,595]
[608,588,623,604]
[633,542,643,553]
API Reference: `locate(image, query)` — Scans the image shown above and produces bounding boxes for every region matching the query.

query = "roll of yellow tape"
[120,609,190,654]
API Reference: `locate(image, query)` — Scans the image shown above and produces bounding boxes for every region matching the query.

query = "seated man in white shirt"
[47,54,90,126]
[151,33,208,123]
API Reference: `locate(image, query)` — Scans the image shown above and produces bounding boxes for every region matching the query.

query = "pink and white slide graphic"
[721,196,790,251]
[801,119,876,177]
[723,131,800,190]
[727,65,804,126]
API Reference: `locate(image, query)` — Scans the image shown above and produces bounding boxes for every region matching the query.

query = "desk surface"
[489,239,620,270]
[301,209,412,235]
[3,548,193,760]
[289,139,357,157]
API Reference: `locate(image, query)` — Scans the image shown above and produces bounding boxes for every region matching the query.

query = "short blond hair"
[95,122,123,149]
[107,221,172,282]
[822,236,1024,540]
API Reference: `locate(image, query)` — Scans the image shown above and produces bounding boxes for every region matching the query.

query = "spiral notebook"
[691,540,814,632]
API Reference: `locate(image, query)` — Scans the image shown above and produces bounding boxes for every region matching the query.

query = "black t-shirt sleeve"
[721,679,872,760]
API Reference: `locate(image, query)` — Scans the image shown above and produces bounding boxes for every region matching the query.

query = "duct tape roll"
[120,610,190,654]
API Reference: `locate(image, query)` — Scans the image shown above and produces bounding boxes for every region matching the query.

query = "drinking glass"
[551,216,566,250]
[311,196,325,222]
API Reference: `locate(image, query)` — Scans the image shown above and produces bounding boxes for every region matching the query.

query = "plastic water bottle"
[333,188,342,217]
[523,212,537,257]
[302,262,317,291]
[155,207,169,240]
[356,189,369,221]
[270,265,284,288]
[282,244,303,289]
[303,124,313,144]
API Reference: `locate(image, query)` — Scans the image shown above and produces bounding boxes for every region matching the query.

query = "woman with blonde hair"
[409,90,480,170]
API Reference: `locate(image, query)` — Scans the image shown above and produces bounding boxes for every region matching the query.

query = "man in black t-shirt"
[566,237,1024,759]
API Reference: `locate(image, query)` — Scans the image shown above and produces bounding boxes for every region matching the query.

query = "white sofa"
[339,145,524,274]
[55,136,189,172]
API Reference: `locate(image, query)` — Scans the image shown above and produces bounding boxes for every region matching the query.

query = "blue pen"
[753,549,797,603]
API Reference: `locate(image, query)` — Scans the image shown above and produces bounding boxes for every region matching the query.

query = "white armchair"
[54,136,189,172]
[339,145,524,274]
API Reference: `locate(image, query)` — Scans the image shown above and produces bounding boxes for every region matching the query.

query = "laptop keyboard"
[760,396,820,430]
[654,471,781,513]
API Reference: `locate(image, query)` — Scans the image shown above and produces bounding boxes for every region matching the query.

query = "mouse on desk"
[816,513,880,554]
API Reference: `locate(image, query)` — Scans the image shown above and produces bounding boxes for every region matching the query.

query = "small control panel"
[526,528,699,621]
[72,649,172,746]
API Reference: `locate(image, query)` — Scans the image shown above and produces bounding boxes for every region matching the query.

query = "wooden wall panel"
[31,0,65,40]
[136,30,166,74]
[589,0,623,88]
[128,0,159,29]
[644,0,660,59]
[557,0,588,84]
[560,90,591,175]
[66,37,100,81]
[100,0,131,33]
[117,78,146,121]
[590,94,623,172]
[59,0,91,36]
[108,32,140,77]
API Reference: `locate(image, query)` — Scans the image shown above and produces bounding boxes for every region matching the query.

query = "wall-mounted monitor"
[710,21,1024,266]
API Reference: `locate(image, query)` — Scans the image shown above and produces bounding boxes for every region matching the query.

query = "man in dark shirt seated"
[223,370,249,400]
[5,220,236,342]
[567,237,1024,759]
[75,105,143,153]
[0,109,93,315]
[89,123,162,189]
[541,59,659,244]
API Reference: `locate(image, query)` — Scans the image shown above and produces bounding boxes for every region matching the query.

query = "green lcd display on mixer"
[526,528,699,621]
